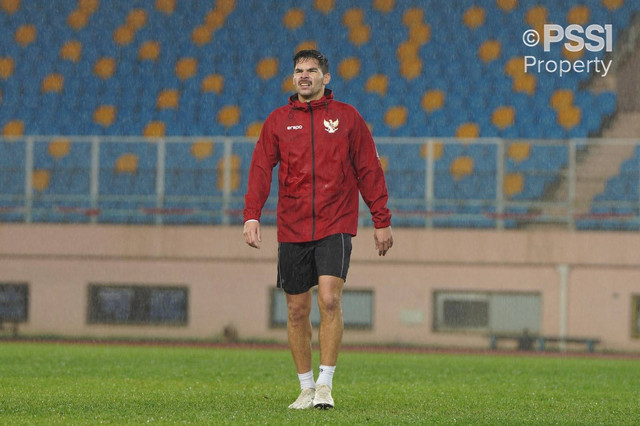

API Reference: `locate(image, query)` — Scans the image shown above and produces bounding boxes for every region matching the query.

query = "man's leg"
[317,275,344,366]
[285,290,316,409]
[285,290,313,373]
[314,275,344,409]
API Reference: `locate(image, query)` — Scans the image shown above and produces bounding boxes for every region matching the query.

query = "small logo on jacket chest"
[323,119,339,133]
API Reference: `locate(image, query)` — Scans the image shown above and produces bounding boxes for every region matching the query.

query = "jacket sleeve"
[243,115,279,223]
[350,111,392,228]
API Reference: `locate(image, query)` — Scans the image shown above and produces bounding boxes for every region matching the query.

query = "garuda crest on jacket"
[323,119,339,133]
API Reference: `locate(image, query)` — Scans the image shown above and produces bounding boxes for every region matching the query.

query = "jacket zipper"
[309,102,316,241]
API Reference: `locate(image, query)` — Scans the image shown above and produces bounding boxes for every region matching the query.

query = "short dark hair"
[293,49,329,74]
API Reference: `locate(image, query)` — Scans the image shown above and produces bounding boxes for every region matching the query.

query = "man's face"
[293,57,331,102]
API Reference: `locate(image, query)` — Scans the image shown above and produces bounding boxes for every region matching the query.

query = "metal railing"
[1,136,639,230]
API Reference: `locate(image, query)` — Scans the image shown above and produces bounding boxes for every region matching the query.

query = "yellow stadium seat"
[379,155,388,172]
[402,8,424,27]
[155,0,176,14]
[421,89,445,113]
[93,105,116,127]
[283,8,304,30]
[217,155,241,190]
[365,74,389,96]
[139,40,160,61]
[113,25,135,46]
[256,57,279,80]
[373,0,394,14]
[1,0,20,14]
[175,57,197,80]
[507,141,530,162]
[245,122,263,138]
[492,106,515,130]
[0,57,15,79]
[143,120,166,137]
[456,122,480,138]
[408,22,431,45]
[525,5,547,28]
[384,106,408,129]
[550,89,574,111]
[2,119,24,136]
[281,75,295,93]
[450,156,474,180]
[295,40,318,52]
[94,57,116,79]
[512,73,536,95]
[15,24,36,47]
[463,6,486,29]
[567,5,590,25]
[48,138,71,159]
[338,57,361,80]
[478,40,501,63]
[342,8,364,27]
[201,74,224,93]
[60,40,82,62]
[503,173,524,197]
[602,0,623,11]
[562,46,584,61]
[314,0,334,14]
[217,105,241,128]
[349,24,370,46]
[157,89,179,109]
[67,10,89,31]
[78,0,99,14]
[396,40,420,61]
[399,57,422,80]
[41,73,64,93]
[192,25,213,46]
[126,9,147,31]
[32,170,50,192]
[496,0,517,12]
[115,153,138,174]
[205,9,226,30]
[190,139,214,160]
[557,105,581,130]
[215,0,236,17]
[504,56,525,77]
[420,141,444,160]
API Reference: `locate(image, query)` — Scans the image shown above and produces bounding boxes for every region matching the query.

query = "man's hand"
[243,220,262,249]
[374,226,393,256]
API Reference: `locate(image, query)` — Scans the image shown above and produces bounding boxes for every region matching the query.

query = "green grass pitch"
[0,342,638,424]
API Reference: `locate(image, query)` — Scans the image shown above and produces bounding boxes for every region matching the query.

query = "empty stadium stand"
[0,0,638,228]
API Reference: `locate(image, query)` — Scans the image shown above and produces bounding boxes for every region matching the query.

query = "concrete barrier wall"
[1,224,639,352]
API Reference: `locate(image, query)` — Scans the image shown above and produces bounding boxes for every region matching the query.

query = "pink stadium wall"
[1,224,639,352]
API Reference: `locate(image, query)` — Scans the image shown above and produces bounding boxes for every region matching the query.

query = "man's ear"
[323,72,331,86]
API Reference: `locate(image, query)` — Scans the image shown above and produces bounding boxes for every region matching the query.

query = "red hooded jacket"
[243,89,391,243]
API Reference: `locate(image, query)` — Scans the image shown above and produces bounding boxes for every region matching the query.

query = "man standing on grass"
[243,49,393,409]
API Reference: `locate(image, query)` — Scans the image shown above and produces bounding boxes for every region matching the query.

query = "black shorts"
[277,233,352,295]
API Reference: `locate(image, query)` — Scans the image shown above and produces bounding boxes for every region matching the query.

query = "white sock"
[297,370,315,390]
[316,365,336,389]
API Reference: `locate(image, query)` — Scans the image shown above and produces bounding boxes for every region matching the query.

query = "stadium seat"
[338,57,360,80]
[450,156,474,180]
[365,74,388,96]
[41,73,64,93]
[2,119,24,136]
[456,122,480,138]
[348,23,370,46]
[48,138,71,159]
[421,89,445,113]
[557,105,582,131]
[94,105,117,128]
[94,57,116,80]
[478,40,501,63]
[155,0,176,15]
[503,173,524,198]
[217,105,241,128]
[143,120,166,137]
[491,106,515,130]
[283,8,304,30]
[256,57,279,80]
[463,6,486,29]
[32,169,50,192]
[1,0,20,14]
[507,141,530,163]
[190,139,214,160]
[59,40,82,63]
[384,106,408,129]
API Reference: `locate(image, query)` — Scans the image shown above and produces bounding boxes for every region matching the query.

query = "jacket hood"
[288,89,334,110]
